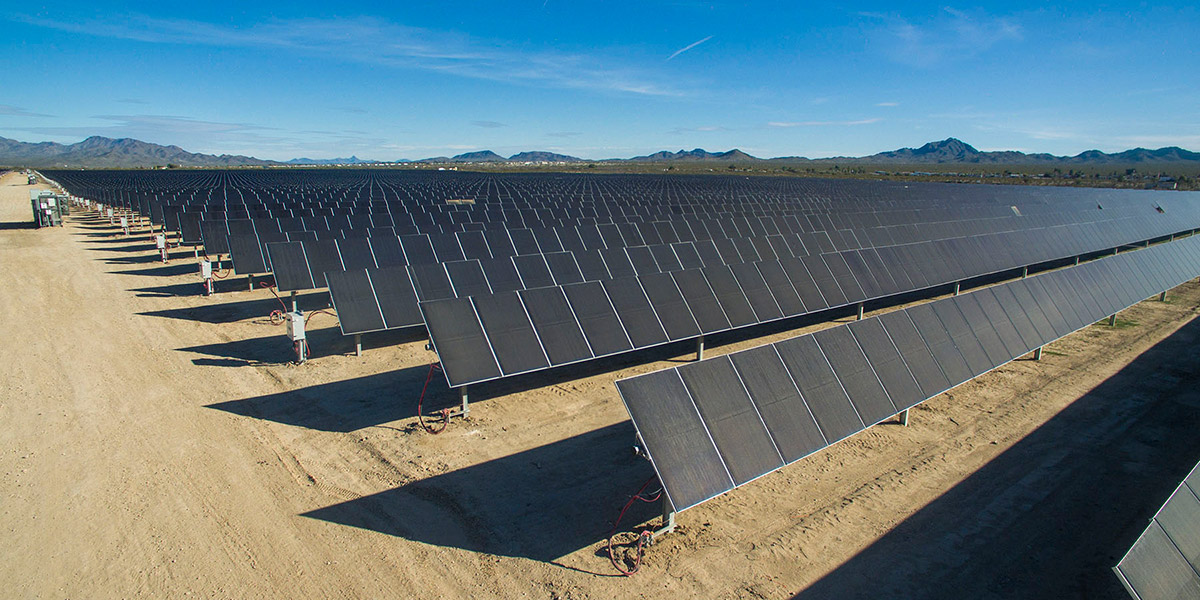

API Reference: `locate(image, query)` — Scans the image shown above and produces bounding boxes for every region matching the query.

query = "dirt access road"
[2,169,1199,599]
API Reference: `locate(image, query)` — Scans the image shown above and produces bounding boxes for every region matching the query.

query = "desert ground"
[2,169,1199,599]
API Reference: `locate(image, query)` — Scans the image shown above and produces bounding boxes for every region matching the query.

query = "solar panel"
[1115,461,1200,600]
[602,277,668,348]
[544,251,584,285]
[336,237,378,271]
[813,327,896,426]
[519,286,592,366]
[409,263,455,302]
[702,265,757,327]
[480,258,523,293]
[444,260,492,298]
[847,318,924,411]
[228,234,268,274]
[265,241,315,291]
[616,369,733,512]
[670,269,731,334]
[730,262,783,322]
[728,345,828,462]
[302,239,344,288]
[677,357,784,486]
[756,260,806,316]
[513,254,556,289]
[472,291,549,376]
[773,335,864,443]
[638,272,701,341]
[421,298,500,387]
[562,281,633,357]
[325,269,386,335]
[369,266,423,329]
[368,236,407,268]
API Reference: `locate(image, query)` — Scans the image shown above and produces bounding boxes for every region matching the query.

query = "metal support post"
[355,334,363,357]
[459,386,470,418]
[856,303,864,321]
[1021,266,1028,279]
[696,335,705,361]
[651,498,677,542]
[898,409,909,426]
[248,274,254,292]
[291,291,298,312]
[1074,256,1080,266]
[1108,313,1117,326]
[953,282,961,296]
[1033,346,1043,361]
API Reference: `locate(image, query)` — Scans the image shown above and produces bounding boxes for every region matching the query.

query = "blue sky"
[1,2,1197,160]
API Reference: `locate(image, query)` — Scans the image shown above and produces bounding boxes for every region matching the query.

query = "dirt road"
[2,170,1198,598]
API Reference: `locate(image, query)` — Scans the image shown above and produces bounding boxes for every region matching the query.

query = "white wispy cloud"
[0,104,52,118]
[861,8,1022,68]
[546,131,582,138]
[471,120,507,129]
[768,119,881,127]
[876,102,899,107]
[667,35,713,61]
[15,14,683,97]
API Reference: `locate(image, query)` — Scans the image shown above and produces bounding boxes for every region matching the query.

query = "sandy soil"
[2,169,1199,599]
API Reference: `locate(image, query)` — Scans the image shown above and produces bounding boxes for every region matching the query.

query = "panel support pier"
[1033,346,1043,361]
[696,335,705,361]
[651,499,676,542]
[856,303,864,321]
[290,291,299,312]
[1074,256,1080,266]
[459,386,470,419]
[1159,291,1167,302]
[1108,313,1117,326]
[248,274,254,292]
[953,282,961,296]
[1021,266,1028,279]
[897,409,910,426]
[355,334,363,357]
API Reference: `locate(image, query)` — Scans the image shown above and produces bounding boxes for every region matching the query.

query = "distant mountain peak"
[628,147,759,162]
[508,151,583,162]
[451,150,506,162]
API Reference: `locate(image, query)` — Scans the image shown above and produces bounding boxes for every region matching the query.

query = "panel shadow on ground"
[302,421,654,563]
[793,316,1200,600]
[206,362,444,432]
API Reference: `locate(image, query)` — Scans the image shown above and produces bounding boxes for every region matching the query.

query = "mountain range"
[2,135,1198,168]
[0,136,274,168]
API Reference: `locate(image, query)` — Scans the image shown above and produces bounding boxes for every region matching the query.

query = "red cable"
[259,281,288,325]
[417,363,450,434]
[607,476,663,576]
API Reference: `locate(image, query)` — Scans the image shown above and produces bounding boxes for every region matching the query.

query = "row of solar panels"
[254,211,1178,296]
[615,233,1200,514]
[197,201,1171,265]
[1114,461,1200,600]
[416,219,1197,389]
[321,216,1187,338]
[83,174,1178,221]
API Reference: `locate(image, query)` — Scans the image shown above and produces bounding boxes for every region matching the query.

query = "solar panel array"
[420,215,1200,388]
[615,234,1200,513]
[1114,461,1200,600]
